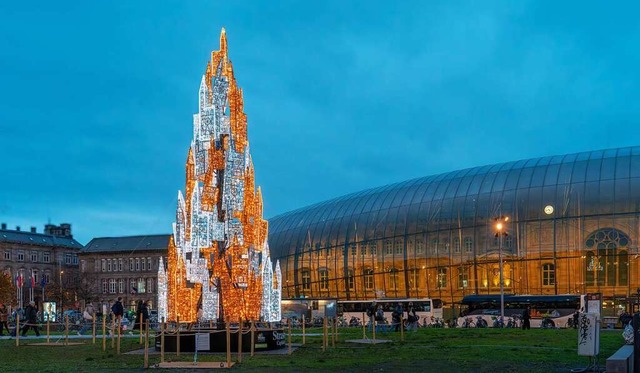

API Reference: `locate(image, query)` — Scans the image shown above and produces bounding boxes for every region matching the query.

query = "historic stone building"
[0,222,83,308]
[80,234,169,312]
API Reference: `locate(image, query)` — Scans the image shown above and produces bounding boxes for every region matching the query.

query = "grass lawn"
[0,327,625,372]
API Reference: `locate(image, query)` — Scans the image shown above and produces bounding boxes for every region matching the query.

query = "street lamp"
[495,216,509,319]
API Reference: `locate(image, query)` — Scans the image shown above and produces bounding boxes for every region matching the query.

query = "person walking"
[0,303,9,336]
[111,297,124,335]
[21,301,40,337]
[522,306,531,330]
[78,302,95,335]
[392,302,404,332]
[366,301,376,331]
[406,302,418,331]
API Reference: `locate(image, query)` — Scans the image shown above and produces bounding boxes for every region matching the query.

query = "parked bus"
[457,294,584,328]
[338,298,444,326]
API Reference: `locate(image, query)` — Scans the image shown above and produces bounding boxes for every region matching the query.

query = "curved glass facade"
[268,146,640,315]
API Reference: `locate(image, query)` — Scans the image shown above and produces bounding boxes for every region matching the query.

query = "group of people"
[0,296,153,338]
[366,301,419,332]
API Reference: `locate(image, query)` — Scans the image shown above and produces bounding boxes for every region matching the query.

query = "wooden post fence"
[237,322,243,363]
[302,314,306,345]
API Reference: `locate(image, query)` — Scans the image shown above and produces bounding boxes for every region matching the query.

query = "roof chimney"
[16,226,20,231]
[30,227,36,233]
[1,223,5,230]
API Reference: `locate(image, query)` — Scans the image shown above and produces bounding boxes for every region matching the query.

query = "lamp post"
[495,216,509,319]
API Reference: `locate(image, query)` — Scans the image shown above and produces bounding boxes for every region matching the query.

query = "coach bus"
[457,294,583,328]
[338,298,444,326]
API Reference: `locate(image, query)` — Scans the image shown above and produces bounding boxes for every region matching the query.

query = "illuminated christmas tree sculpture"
[157,29,281,323]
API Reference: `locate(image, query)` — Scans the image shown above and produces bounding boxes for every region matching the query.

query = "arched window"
[542,263,555,286]
[585,228,630,286]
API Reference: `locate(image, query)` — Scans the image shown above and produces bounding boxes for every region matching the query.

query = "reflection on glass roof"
[268,146,640,258]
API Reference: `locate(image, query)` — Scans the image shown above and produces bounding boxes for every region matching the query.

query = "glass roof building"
[268,146,640,316]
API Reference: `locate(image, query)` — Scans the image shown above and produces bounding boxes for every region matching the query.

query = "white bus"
[457,294,584,328]
[338,298,444,326]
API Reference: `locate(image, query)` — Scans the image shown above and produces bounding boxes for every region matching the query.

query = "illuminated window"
[319,269,329,291]
[364,269,374,290]
[408,268,419,290]
[138,278,146,293]
[301,269,311,290]
[542,263,555,286]
[457,266,469,288]
[437,268,447,288]
[585,228,630,286]
[388,268,399,289]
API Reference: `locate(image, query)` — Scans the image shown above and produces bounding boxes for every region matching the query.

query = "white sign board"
[587,300,601,319]
[577,313,600,357]
[196,333,210,351]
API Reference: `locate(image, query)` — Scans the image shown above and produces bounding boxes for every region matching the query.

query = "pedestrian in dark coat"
[522,306,531,330]
[21,301,40,336]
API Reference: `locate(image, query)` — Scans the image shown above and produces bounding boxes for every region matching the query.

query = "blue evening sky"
[1,1,639,244]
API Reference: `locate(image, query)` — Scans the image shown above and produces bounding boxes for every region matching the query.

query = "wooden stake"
[372,318,376,342]
[400,314,404,342]
[144,320,149,369]
[288,318,292,355]
[139,314,143,344]
[362,312,366,339]
[160,318,165,363]
[331,318,335,348]
[15,313,19,347]
[237,321,243,363]
[176,317,181,357]
[322,317,326,352]
[302,314,306,345]
[102,315,106,351]
[92,315,96,344]
[226,322,231,367]
[65,314,69,346]
[111,317,115,348]
[46,317,50,343]
[117,317,121,354]
[250,320,255,357]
